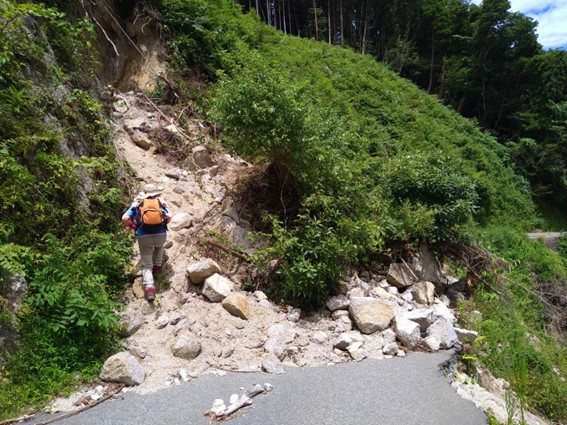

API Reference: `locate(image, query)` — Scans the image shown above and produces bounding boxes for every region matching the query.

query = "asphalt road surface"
[28,351,488,425]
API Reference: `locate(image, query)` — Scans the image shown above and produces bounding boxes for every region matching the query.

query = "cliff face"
[88,0,166,92]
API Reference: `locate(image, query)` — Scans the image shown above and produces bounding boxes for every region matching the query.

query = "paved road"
[28,351,488,425]
[527,232,565,251]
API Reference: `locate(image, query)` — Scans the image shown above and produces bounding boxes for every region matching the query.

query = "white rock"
[427,318,458,349]
[210,399,226,416]
[424,335,440,351]
[100,352,145,386]
[254,291,268,300]
[383,341,399,356]
[154,315,170,329]
[400,290,414,303]
[455,327,478,344]
[400,308,434,331]
[187,258,222,284]
[262,354,285,374]
[202,274,234,302]
[264,337,287,360]
[432,301,456,324]
[312,331,329,344]
[411,281,435,305]
[349,297,395,334]
[347,341,365,361]
[179,369,190,382]
[394,317,421,348]
[172,332,201,360]
[267,323,296,343]
[222,292,250,320]
[286,309,301,322]
[326,294,350,311]
[169,212,192,231]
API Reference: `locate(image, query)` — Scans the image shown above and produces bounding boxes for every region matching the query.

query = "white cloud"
[470,0,567,49]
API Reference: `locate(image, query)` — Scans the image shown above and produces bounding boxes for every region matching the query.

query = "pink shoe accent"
[145,286,156,301]
[153,265,163,274]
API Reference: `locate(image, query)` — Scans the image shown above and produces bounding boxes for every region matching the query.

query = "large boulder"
[349,297,395,334]
[394,317,421,348]
[386,263,420,289]
[100,352,145,386]
[202,274,234,302]
[187,259,222,284]
[172,332,201,360]
[427,317,458,349]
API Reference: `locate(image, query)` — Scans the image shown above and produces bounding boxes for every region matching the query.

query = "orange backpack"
[137,198,165,231]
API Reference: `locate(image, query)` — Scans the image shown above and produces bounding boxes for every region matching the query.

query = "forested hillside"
[236,0,567,216]
[0,0,565,423]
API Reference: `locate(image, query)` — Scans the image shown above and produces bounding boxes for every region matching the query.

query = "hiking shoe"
[145,286,156,301]
[152,265,163,274]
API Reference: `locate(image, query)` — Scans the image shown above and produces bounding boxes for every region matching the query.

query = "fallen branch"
[204,383,273,421]
[204,239,251,262]
[0,413,37,425]
[32,384,125,425]
[141,93,192,142]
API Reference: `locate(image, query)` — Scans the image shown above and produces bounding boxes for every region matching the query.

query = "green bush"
[0,2,131,419]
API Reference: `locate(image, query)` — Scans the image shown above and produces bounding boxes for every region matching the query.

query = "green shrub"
[0,2,131,419]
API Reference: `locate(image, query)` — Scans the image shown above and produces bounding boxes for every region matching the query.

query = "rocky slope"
[44,91,550,425]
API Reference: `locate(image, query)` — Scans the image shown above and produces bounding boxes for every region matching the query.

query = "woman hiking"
[122,183,172,301]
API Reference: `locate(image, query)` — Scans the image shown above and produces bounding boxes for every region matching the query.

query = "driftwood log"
[204,383,273,421]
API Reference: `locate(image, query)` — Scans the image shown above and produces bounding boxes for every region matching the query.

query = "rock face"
[100,352,145,386]
[202,274,234,302]
[187,259,222,284]
[349,297,395,334]
[172,332,201,360]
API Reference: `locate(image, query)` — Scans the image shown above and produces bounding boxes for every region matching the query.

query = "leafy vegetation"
[151,0,566,421]
[236,0,567,211]
[0,2,131,419]
[459,228,567,422]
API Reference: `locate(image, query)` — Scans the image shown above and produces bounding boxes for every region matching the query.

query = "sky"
[471,0,567,49]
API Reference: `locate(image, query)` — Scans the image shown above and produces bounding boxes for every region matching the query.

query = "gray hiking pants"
[138,233,167,288]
